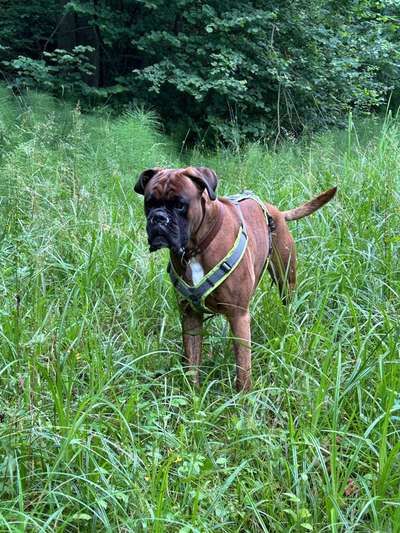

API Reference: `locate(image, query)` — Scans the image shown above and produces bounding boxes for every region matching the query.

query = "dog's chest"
[188,257,205,285]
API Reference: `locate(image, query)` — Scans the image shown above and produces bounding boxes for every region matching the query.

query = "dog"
[135,166,336,391]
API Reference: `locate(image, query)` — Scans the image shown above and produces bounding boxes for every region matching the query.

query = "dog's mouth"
[146,213,189,255]
[148,234,170,252]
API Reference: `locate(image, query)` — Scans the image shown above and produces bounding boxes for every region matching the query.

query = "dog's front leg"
[181,302,203,385]
[228,311,252,391]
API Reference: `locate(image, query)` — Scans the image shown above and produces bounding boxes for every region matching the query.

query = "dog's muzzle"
[150,209,170,226]
[147,208,172,252]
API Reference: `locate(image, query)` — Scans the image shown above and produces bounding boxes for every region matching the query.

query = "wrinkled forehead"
[146,169,198,199]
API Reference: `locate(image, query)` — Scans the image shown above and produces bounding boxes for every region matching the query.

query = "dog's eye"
[175,200,186,213]
[145,197,159,211]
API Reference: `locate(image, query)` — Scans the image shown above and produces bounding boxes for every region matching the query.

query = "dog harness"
[167,191,274,314]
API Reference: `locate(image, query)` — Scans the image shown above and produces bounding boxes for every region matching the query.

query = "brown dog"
[135,167,336,391]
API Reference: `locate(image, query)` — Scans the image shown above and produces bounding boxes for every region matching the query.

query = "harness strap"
[227,191,274,257]
[168,219,247,314]
[168,191,273,315]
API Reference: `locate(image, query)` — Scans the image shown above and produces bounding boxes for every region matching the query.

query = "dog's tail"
[282,187,337,221]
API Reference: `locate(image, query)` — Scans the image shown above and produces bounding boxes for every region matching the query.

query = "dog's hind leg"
[268,235,297,304]
[181,302,203,385]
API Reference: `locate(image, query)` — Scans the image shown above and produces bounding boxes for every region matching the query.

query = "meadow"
[0,85,399,532]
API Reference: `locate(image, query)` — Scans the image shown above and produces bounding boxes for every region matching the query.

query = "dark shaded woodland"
[1,1,399,142]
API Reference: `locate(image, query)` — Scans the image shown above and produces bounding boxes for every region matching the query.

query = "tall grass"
[0,86,399,532]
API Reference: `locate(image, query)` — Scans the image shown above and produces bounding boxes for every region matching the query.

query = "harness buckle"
[267,214,276,232]
[220,261,231,273]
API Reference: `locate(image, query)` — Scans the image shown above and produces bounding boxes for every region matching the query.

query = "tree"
[1,0,399,143]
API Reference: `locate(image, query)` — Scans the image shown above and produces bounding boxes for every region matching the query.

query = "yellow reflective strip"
[168,191,271,314]
[198,227,243,285]
[168,226,243,290]
[200,233,248,307]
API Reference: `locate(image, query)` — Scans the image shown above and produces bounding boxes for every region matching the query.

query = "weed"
[0,87,399,531]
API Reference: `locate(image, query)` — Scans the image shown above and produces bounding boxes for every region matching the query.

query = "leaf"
[72,513,92,521]
[170,397,188,406]
[283,492,301,503]
[299,508,311,519]
[283,509,298,519]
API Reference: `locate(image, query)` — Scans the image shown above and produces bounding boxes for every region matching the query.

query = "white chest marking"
[189,258,205,285]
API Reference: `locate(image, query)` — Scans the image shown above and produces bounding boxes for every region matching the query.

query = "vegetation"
[1,1,399,142]
[0,86,399,531]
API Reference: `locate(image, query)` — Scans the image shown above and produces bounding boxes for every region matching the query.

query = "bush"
[1,1,399,143]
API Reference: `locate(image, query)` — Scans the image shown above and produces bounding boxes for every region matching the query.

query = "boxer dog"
[135,167,336,391]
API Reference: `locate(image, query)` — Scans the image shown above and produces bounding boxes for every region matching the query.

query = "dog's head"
[134,166,218,254]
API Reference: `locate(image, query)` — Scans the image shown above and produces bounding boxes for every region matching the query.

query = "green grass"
[0,86,399,532]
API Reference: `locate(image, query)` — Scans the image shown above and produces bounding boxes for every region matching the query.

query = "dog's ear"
[183,167,218,201]
[134,168,161,195]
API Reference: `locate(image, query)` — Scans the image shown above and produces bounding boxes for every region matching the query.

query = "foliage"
[3,47,96,96]
[130,0,400,142]
[0,0,59,61]
[0,86,399,530]
[1,1,399,142]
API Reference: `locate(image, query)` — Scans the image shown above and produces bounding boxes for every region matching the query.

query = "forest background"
[1,0,400,143]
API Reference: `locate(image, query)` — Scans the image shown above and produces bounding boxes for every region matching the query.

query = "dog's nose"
[151,211,169,225]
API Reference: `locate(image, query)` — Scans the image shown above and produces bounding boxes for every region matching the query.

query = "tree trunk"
[57,0,77,51]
